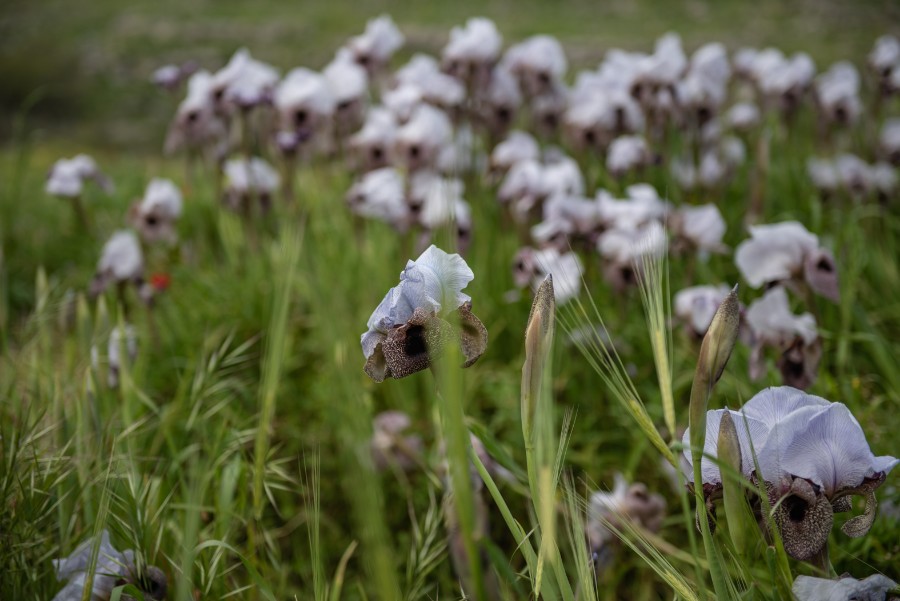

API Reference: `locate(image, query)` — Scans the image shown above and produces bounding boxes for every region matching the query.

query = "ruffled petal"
[413,245,474,311]
[779,403,879,495]
[735,221,818,288]
[740,386,830,426]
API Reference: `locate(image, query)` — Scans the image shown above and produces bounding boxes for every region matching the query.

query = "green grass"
[2,1,900,599]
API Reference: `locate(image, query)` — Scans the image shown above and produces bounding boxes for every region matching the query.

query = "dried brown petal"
[364,336,389,382]
[833,473,887,538]
[457,302,488,367]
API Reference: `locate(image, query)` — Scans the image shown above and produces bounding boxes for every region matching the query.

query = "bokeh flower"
[586,474,667,569]
[735,221,839,302]
[745,287,821,389]
[90,231,153,306]
[46,155,113,199]
[131,178,183,245]
[370,410,424,472]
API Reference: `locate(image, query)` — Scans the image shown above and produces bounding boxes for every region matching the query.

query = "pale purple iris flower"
[441,17,503,89]
[745,286,821,389]
[52,530,166,601]
[361,245,486,382]
[502,35,568,98]
[586,474,667,569]
[512,246,583,305]
[735,221,839,302]
[347,15,404,78]
[90,231,153,305]
[274,68,337,155]
[673,284,734,337]
[46,155,113,199]
[345,167,409,229]
[793,574,897,601]
[131,178,183,245]
[222,157,281,211]
[683,386,898,561]
[815,61,862,126]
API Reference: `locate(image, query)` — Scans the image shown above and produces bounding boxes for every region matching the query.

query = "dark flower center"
[403,325,428,357]
[785,494,809,522]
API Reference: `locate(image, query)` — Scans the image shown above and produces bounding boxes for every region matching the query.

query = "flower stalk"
[689,284,740,599]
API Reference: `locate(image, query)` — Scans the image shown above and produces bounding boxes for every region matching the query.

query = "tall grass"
[1,7,900,597]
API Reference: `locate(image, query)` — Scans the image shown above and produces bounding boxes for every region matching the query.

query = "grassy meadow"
[2,0,900,599]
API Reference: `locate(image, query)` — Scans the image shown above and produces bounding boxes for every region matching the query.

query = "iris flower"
[735,221,840,302]
[361,245,487,382]
[586,474,667,569]
[745,287,821,389]
[793,574,898,601]
[683,387,898,561]
[52,530,167,601]
[131,178,183,245]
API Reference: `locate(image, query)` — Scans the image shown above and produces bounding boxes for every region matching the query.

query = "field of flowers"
[2,1,899,600]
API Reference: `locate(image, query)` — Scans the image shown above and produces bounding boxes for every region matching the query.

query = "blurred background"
[3,0,899,153]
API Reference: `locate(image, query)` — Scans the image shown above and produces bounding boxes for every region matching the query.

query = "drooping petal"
[779,402,896,495]
[803,248,840,303]
[457,302,488,367]
[380,308,455,379]
[770,477,834,561]
[361,330,386,363]
[745,287,818,346]
[840,480,880,538]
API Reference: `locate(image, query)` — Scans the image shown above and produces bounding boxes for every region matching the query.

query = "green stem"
[433,365,486,601]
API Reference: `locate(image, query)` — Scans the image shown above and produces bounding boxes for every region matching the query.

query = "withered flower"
[361,245,487,382]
